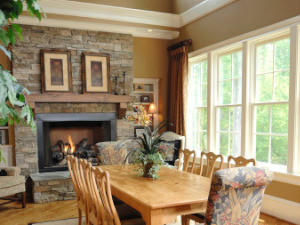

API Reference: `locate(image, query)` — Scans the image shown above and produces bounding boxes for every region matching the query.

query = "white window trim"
[188,15,300,184]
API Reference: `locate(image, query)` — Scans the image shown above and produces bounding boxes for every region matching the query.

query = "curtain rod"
[167,39,192,51]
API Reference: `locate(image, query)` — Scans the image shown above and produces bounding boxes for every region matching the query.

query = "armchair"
[0,166,26,208]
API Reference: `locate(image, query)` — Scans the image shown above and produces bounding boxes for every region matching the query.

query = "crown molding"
[17,16,179,40]
[34,0,181,28]
[180,0,237,26]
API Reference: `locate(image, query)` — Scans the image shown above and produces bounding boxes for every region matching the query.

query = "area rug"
[29,217,181,225]
[28,217,85,225]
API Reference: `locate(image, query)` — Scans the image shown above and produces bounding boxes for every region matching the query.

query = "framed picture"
[134,84,144,91]
[82,52,110,93]
[134,126,145,138]
[140,95,150,102]
[41,50,72,93]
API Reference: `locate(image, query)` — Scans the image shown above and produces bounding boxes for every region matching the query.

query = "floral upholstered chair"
[183,166,274,225]
[95,141,128,165]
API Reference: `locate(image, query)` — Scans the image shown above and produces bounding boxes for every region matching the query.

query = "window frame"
[187,16,300,178]
[250,34,291,171]
[214,48,243,156]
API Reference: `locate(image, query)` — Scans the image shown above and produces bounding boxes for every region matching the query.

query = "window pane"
[219,80,231,104]
[271,136,288,165]
[257,43,273,74]
[232,78,242,104]
[200,132,207,152]
[232,51,242,78]
[219,133,229,155]
[219,107,229,131]
[256,73,273,102]
[231,133,241,156]
[256,135,269,163]
[201,84,207,107]
[200,108,207,130]
[230,107,241,132]
[201,61,208,83]
[271,104,288,134]
[219,54,232,80]
[256,105,270,133]
[275,38,290,71]
[274,71,289,101]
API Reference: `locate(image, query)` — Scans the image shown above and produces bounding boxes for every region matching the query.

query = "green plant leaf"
[0,28,10,46]
[11,24,23,41]
[0,45,11,59]
[7,27,16,45]
[0,84,8,102]
[7,83,25,106]
[0,10,7,27]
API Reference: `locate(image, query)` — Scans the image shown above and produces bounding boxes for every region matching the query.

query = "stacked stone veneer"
[12,25,135,177]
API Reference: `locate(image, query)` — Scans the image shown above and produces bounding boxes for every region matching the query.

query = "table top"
[98,164,211,210]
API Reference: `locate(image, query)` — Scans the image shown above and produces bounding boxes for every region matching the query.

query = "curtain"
[167,45,189,136]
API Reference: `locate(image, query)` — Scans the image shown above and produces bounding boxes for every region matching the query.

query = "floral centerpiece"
[126,105,168,179]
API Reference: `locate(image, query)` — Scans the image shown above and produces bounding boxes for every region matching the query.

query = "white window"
[216,50,242,157]
[187,58,208,154]
[253,37,290,171]
[188,18,300,175]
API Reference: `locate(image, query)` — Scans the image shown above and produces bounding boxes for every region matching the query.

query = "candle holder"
[123,71,126,95]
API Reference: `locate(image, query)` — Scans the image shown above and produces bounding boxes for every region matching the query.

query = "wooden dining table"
[99,164,211,225]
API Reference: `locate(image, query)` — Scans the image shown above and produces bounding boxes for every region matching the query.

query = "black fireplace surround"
[36,113,117,172]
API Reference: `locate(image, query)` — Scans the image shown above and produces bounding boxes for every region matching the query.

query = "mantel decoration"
[126,105,168,179]
[0,0,43,163]
[41,49,72,93]
[82,52,110,93]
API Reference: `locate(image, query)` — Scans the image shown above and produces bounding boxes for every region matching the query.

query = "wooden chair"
[198,151,224,179]
[87,166,145,225]
[227,155,256,168]
[66,155,88,225]
[177,149,196,173]
[182,166,274,225]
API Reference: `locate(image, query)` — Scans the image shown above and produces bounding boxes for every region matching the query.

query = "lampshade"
[148,103,157,114]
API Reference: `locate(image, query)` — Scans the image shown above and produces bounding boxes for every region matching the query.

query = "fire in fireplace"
[51,134,98,166]
[36,113,117,172]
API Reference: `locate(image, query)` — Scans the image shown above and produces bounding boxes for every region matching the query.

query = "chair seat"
[121,218,145,225]
[0,176,25,189]
[116,204,142,220]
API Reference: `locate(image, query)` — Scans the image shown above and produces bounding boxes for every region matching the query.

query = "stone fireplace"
[12,25,135,178]
[36,112,117,172]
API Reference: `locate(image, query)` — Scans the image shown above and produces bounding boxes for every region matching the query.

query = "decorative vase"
[143,162,154,178]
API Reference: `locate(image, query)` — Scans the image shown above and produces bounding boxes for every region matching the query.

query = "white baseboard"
[262,194,300,225]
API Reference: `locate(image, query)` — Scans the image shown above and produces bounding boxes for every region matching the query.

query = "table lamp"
[148,103,157,124]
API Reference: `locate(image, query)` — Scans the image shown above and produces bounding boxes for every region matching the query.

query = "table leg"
[143,209,163,225]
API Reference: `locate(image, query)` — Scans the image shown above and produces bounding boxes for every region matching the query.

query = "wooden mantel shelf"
[27,93,131,118]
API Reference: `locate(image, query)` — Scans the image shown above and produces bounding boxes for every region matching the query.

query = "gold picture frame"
[41,50,72,93]
[134,83,144,91]
[82,52,110,93]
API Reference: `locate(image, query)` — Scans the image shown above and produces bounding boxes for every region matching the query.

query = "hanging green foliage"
[0,0,44,162]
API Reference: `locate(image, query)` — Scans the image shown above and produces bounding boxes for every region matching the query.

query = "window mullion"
[207,52,216,153]
[241,41,251,157]
[287,25,300,173]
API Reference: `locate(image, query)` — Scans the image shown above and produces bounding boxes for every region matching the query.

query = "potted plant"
[126,105,169,179]
[0,0,43,164]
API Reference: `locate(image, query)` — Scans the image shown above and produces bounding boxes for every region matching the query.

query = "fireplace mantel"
[27,93,131,118]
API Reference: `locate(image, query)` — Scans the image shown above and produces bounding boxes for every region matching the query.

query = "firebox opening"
[36,113,117,172]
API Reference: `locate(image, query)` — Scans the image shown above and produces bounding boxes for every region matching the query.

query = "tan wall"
[174,0,300,203]
[133,37,170,123]
[72,0,172,13]
[175,0,300,52]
